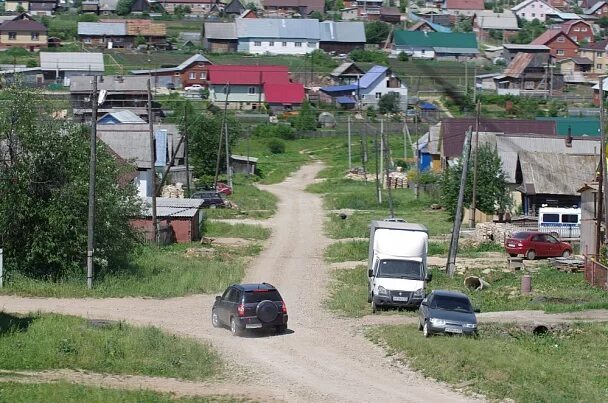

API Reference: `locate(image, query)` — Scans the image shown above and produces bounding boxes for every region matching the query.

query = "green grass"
[203,222,270,240]
[0,382,239,403]
[0,313,220,380]
[328,265,608,317]
[325,240,368,263]
[428,241,504,257]
[204,176,278,219]
[368,323,608,403]
[0,243,259,298]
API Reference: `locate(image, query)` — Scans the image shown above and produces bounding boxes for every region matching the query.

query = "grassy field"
[0,382,238,403]
[0,313,220,380]
[328,266,608,317]
[368,322,608,402]
[203,221,270,240]
[0,242,259,298]
[204,175,278,219]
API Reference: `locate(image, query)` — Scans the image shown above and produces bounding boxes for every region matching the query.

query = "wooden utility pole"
[147,79,158,245]
[348,115,352,170]
[224,121,232,189]
[469,100,481,228]
[380,119,384,204]
[86,76,98,289]
[382,127,395,218]
[374,125,381,204]
[599,77,606,255]
[184,105,190,196]
[446,127,473,277]
[214,83,230,187]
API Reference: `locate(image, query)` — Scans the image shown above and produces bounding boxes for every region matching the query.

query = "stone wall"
[474,222,527,244]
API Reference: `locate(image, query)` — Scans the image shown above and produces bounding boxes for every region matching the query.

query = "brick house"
[579,39,608,74]
[131,53,212,89]
[531,29,578,59]
[131,198,205,243]
[584,0,608,17]
[0,13,47,51]
[559,20,594,44]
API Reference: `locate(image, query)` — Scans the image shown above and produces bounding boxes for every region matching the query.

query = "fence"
[584,255,608,290]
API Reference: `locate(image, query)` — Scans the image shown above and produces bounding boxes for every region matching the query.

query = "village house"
[318,21,366,54]
[261,0,325,16]
[346,0,384,18]
[493,52,563,95]
[579,39,608,74]
[392,31,479,60]
[39,52,105,85]
[330,62,365,85]
[502,43,551,63]
[531,29,579,59]
[379,7,401,24]
[99,0,119,14]
[511,0,559,22]
[81,0,100,14]
[161,0,220,15]
[130,53,212,89]
[472,10,519,42]
[5,0,58,15]
[203,22,237,52]
[443,0,484,17]
[0,13,48,51]
[559,20,594,44]
[78,20,167,49]
[584,0,608,17]
[236,18,320,55]
[224,0,245,16]
[557,57,592,83]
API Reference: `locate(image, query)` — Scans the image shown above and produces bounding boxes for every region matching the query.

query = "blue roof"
[358,65,388,89]
[407,12,452,33]
[419,102,437,110]
[336,96,356,104]
[320,84,358,93]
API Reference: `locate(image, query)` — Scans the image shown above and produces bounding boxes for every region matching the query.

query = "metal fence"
[584,255,608,290]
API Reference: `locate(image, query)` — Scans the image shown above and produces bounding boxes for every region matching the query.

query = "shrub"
[267,138,286,154]
[398,52,409,61]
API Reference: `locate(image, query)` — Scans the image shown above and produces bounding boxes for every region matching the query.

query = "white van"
[538,207,581,239]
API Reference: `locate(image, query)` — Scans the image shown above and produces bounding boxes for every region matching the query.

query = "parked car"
[184,84,203,91]
[211,283,288,336]
[190,190,226,208]
[418,290,479,337]
[166,82,176,90]
[504,231,572,260]
[215,182,232,196]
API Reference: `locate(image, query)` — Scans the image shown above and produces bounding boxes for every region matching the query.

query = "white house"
[511,0,559,22]
[235,18,320,55]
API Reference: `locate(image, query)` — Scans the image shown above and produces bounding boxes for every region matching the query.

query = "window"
[295,42,302,47]
[556,49,564,55]
[254,41,261,46]
[557,36,565,42]
[597,52,604,57]
[521,13,525,17]
[574,27,580,31]
[8,32,16,40]
[375,92,382,99]
[562,214,579,224]
[84,37,91,44]
[542,213,560,223]
[31,32,39,41]
[597,64,603,70]
[282,41,287,46]
[540,14,544,17]
[248,87,256,94]
[269,41,274,46]
[200,71,207,79]
[189,72,196,79]
[581,27,587,32]
[531,13,535,17]
[307,41,315,47]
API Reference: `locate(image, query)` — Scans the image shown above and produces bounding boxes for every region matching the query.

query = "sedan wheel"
[423,322,431,338]
[562,249,571,258]
[526,250,536,260]
[211,309,220,328]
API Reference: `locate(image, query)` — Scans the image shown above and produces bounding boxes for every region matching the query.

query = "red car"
[504,231,573,260]
[215,182,232,196]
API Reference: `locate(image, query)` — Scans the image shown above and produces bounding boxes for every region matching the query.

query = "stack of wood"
[126,20,166,37]
[548,257,585,273]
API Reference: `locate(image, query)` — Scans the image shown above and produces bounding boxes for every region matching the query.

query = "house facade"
[560,20,593,44]
[0,13,48,50]
[40,52,105,85]
[162,0,219,15]
[78,20,167,49]
[236,18,320,55]
[531,29,578,59]
[203,22,238,52]
[392,31,479,60]
[584,0,608,17]
[473,11,519,42]
[579,39,608,74]
[5,0,58,15]
[444,0,484,16]
[131,53,212,89]
[318,21,366,54]
[262,0,325,16]
[512,0,559,22]
[131,198,205,243]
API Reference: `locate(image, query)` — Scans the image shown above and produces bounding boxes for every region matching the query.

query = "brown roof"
[560,20,591,35]
[441,118,557,158]
[262,0,325,14]
[445,0,484,10]
[381,7,401,16]
[0,19,47,32]
[408,21,436,32]
[503,53,534,77]
[531,29,576,46]
[581,38,608,50]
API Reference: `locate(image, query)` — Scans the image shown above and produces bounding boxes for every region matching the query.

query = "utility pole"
[382,127,395,218]
[215,83,230,187]
[184,105,190,197]
[86,76,98,289]
[147,79,158,245]
[415,135,420,200]
[464,62,468,96]
[549,63,554,98]
[380,119,384,204]
[348,115,352,170]
[224,121,232,189]
[472,64,477,103]
[469,100,481,228]
[599,76,606,255]
[375,125,381,204]
[446,127,473,277]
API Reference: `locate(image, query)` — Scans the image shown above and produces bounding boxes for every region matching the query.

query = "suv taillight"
[237,303,245,317]
[281,301,287,314]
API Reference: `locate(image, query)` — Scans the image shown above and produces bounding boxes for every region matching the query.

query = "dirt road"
[0,162,481,402]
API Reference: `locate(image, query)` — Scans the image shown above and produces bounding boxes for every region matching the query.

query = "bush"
[398,52,409,61]
[267,138,286,154]
[349,49,389,64]
[253,123,295,140]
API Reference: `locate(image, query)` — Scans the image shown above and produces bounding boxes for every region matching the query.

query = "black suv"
[190,190,226,208]
[211,283,288,336]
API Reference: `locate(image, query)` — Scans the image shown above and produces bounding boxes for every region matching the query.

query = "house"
[262,0,325,16]
[70,75,155,122]
[224,0,245,16]
[559,20,594,44]
[81,0,100,13]
[131,197,205,243]
[473,11,519,42]
[206,65,304,110]
[502,43,551,63]
[162,0,219,15]
[0,13,48,51]
[179,31,202,47]
[130,53,212,89]
[239,8,257,18]
[39,52,105,85]
[531,29,578,59]
[584,0,608,17]
[557,57,592,82]
[511,0,559,22]
[320,65,408,110]
[380,7,402,24]
[129,0,151,13]
[407,16,452,33]
[579,39,608,74]
[203,23,237,52]
[493,52,563,96]
[330,62,365,85]
[97,109,146,124]
[340,7,359,20]
[349,0,384,18]
[99,0,118,14]
[444,0,484,17]
[78,20,167,49]
[236,18,319,55]
[5,0,58,15]
[319,21,366,54]
[416,123,441,171]
[392,31,479,60]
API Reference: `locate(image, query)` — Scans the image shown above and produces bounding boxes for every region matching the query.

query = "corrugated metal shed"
[78,22,127,36]
[40,52,104,72]
[236,18,320,40]
[502,44,550,50]
[319,21,366,43]
[518,152,597,195]
[205,22,237,40]
[141,197,205,218]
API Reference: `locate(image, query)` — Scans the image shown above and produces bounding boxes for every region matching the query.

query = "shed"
[230,154,258,175]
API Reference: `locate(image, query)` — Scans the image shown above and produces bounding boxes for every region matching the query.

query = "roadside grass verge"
[203,222,271,241]
[328,266,608,317]
[0,243,260,298]
[325,240,368,263]
[428,242,504,257]
[0,313,220,380]
[204,175,278,220]
[0,382,238,403]
[368,322,608,403]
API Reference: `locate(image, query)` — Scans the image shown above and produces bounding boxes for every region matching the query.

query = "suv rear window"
[244,290,282,303]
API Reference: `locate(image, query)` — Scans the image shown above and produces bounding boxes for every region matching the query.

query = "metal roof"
[393,31,478,49]
[70,75,149,92]
[98,110,146,124]
[330,62,364,77]
[475,10,519,30]
[131,54,210,75]
[358,65,388,89]
[319,21,366,43]
[320,84,358,93]
[518,152,597,195]
[141,197,205,218]
[78,22,127,36]
[99,0,118,10]
[204,22,237,40]
[40,52,104,72]
[236,18,320,40]
[231,154,259,162]
[503,44,550,50]
[434,47,479,54]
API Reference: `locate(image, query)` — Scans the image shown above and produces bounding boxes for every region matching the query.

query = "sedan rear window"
[511,232,530,240]
[244,290,282,303]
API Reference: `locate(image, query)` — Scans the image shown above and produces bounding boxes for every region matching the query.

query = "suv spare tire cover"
[256,300,279,323]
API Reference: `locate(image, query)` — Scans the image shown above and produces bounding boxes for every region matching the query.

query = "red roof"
[531,29,576,46]
[560,20,591,35]
[207,65,290,85]
[445,0,484,10]
[264,83,305,104]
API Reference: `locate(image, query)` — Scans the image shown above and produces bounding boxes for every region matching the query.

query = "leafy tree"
[309,11,325,21]
[349,49,389,64]
[267,138,286,154]
[378,93,401,114]
[512,19,546,44]
[116,0,135,16]
[598,16,608,28]
[440,144,511,220]
[334,0,344,10]
[134,35,146,46]
[454,18,473,33]
[16,5,25,12]
[245,2,257,11]
[0,84,141,281]
[398,51,409,61]
[294,100,317,131]
[174,5,191,18]
[365,21,390,44]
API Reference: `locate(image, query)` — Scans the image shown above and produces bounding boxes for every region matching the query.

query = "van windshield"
[377,259,423,279]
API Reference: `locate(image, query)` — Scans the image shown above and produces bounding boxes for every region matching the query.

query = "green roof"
[393,31,478,49]
[536,117,600,137]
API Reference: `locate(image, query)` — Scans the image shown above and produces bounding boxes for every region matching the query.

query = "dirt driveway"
[0,162,482,402]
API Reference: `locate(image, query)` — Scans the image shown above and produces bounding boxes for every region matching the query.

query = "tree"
[294,100,317,132]
[378,93,401,114]
[116,0,134,16]
[439,144,511,220]
[454,18,473,33]
[365,21,390,44]
[174,5,191,18]
[512,19,546,44]
[245,2,257,11]
[0,84,141,281]
[309,11,325,21]
[334,0,344,10]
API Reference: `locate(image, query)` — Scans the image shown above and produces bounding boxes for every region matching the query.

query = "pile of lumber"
[548,257,585,273]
